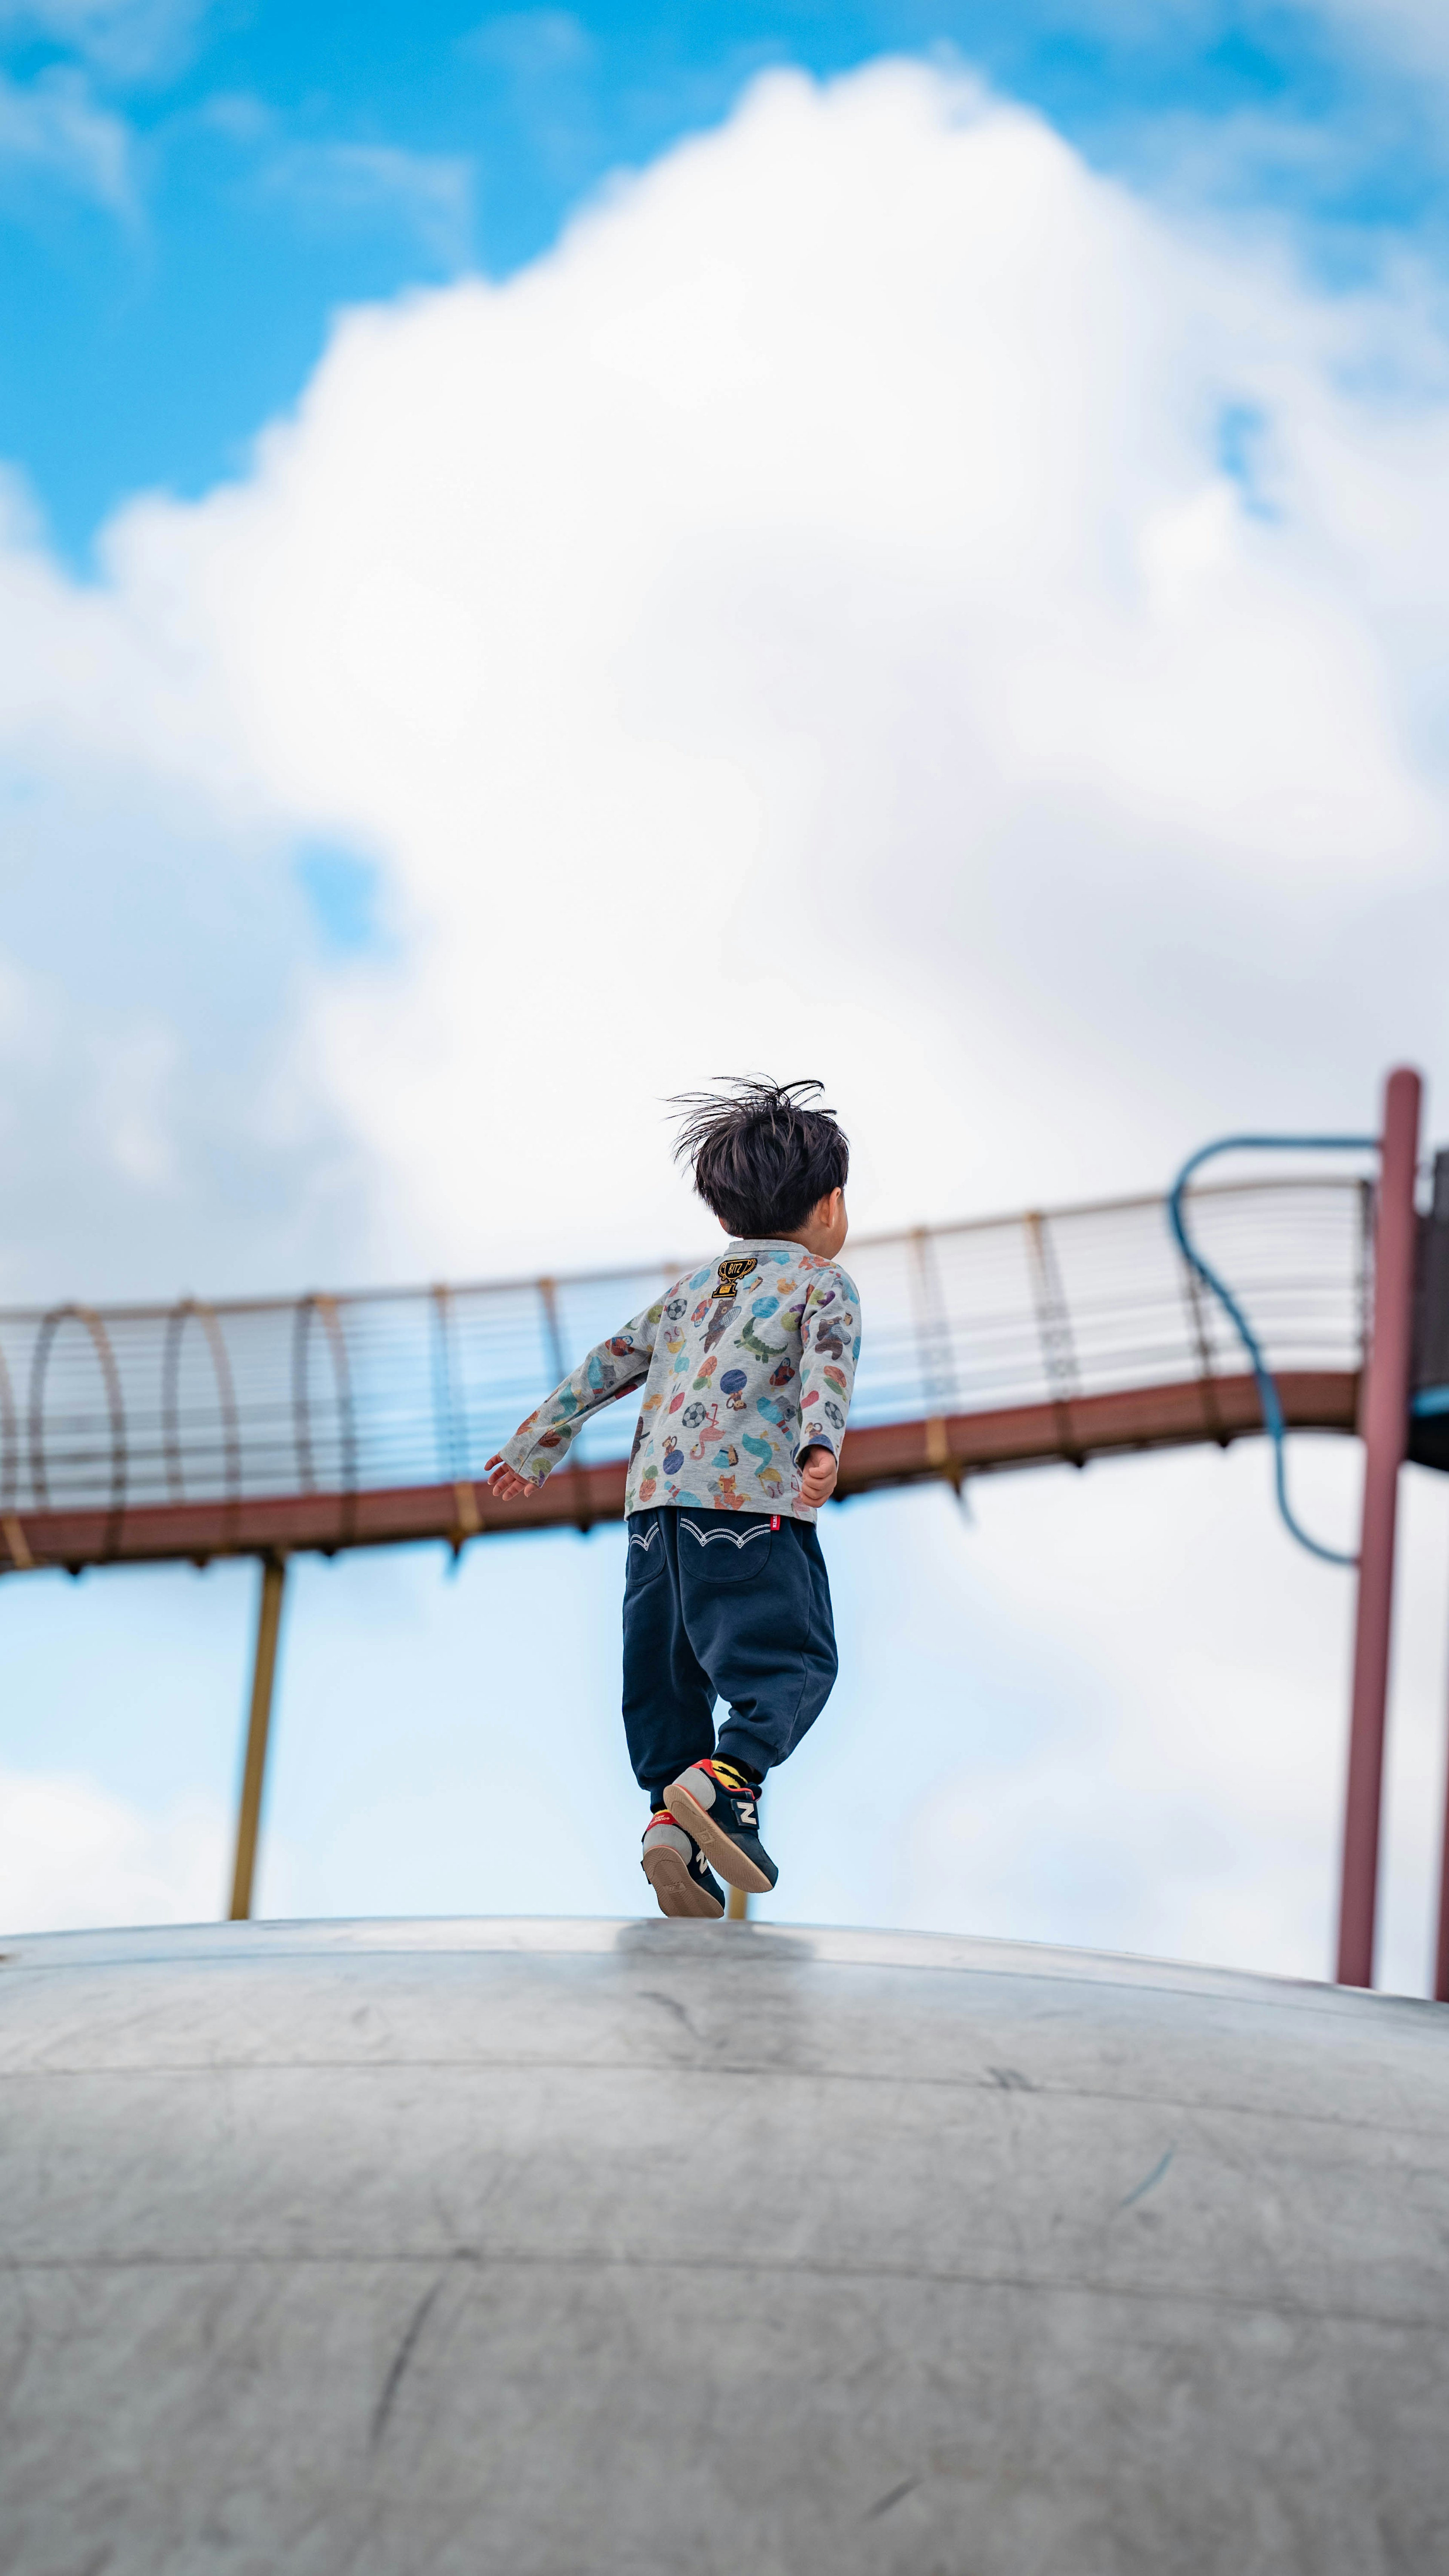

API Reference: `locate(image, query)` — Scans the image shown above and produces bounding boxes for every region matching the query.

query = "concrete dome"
[2,1917,1446,2573]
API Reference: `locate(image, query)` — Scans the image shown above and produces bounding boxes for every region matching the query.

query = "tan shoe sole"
[664,1784,773,1895]
[641,1842,724,1919]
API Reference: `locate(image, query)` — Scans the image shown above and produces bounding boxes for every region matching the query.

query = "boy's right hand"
[484,1453,537,1503]
[797,1443,839,1508]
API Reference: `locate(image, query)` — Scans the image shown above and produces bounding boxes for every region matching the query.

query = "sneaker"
[641,1811,725,1920]
[665,1759,777,1895]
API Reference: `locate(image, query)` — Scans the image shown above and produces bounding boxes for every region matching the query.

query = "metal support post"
[725,1887,750,1921]
[229,1553,288,1922]
[1435,1587,1449,2003]
[1337,1067,1421,1988]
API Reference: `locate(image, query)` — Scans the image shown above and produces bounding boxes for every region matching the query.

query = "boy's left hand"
[798,1444,838,1508]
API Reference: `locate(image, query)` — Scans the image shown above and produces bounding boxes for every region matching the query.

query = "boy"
[484,1077,860,1919]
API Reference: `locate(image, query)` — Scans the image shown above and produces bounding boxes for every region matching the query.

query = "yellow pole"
[229,1554,288,1922]
[726,1886,750,1921]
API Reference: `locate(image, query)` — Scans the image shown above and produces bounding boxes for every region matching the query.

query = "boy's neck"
[723,1187,848,1264]
[733,1227,840,1259]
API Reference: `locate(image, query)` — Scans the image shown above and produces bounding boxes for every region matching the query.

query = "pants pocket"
[678,1514,774,1586]
[625,1517,667,1586]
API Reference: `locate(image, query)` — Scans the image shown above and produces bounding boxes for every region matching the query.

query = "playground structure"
[6,1076,1449,2574]
[4,1914,1446,2574]
[3,1067,1447,1991]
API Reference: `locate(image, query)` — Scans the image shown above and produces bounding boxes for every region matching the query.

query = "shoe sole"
[664,1785,774,1895]
[642,1843,724,1920]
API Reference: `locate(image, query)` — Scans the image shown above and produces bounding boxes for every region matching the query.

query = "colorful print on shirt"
[500,1241,861,1522]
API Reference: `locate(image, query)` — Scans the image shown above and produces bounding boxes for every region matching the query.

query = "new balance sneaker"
[641,1810,726,1920]
[665,1758,777,1895]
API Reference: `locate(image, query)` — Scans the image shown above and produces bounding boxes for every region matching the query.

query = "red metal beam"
[0,1369,1358,1572]
[1435,1667,1449,2003]
[1337,1067,1422,1990]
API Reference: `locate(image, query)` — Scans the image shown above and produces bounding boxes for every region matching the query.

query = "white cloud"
[1303,0,1449,82]
[91,1017,180,1186]
[10,51,1449,1293]
[0,62,131,207]
[0,1768,227,1931]
[463,10,592,76]
[892,1447,1360,1977]
[0,0,208,83]
[258,142,475,270]
[6,59,1447,1280]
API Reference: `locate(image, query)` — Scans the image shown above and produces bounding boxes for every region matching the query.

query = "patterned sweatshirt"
[500,1240,862,1523]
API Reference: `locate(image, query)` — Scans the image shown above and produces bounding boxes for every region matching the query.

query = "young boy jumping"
[484,1077,860,1919]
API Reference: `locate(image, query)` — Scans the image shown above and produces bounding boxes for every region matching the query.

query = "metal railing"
[0,1175,1370,1566]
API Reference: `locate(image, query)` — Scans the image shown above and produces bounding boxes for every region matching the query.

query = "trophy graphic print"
[714,1256,758,1301]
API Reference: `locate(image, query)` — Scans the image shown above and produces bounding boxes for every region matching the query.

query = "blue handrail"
[1167,1133,1377,1567]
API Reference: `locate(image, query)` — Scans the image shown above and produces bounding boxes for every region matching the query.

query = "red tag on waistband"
[770,1514,780,1531]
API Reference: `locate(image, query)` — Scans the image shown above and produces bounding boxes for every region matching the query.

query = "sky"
[6,0,1449,1992]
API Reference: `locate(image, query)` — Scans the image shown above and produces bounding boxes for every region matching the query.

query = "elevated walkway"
[0,1174,1367,1570]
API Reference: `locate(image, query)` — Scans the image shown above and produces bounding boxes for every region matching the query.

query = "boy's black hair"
[671,1077,849,1239]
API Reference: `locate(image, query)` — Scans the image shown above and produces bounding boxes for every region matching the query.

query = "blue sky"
[5,0,1448,556]
[8,0,1449,1991]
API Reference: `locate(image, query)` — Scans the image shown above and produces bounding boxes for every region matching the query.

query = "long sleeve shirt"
[499,1239,862,1522]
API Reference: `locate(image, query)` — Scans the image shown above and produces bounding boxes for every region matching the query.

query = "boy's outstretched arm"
[483,1296,663,1504]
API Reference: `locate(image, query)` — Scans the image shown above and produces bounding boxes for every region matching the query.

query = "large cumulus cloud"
[5,59,1449,1290]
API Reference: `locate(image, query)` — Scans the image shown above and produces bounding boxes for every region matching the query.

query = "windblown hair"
[671,1077,849,1239]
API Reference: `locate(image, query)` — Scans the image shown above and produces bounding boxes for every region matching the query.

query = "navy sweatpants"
[621,1506,838,1800]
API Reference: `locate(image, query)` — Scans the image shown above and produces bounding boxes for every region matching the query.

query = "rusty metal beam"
[229,1554,288,1922]
[1435,1660,1449,2002]
[0,1369,1358,1572]
[1337,1069,1422,1989]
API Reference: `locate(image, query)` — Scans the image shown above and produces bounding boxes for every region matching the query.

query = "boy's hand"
[484,1453,537,1503]
[797,1444,838,1508]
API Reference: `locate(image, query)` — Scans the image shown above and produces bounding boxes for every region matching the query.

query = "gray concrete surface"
[0,1916,1446,2575]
